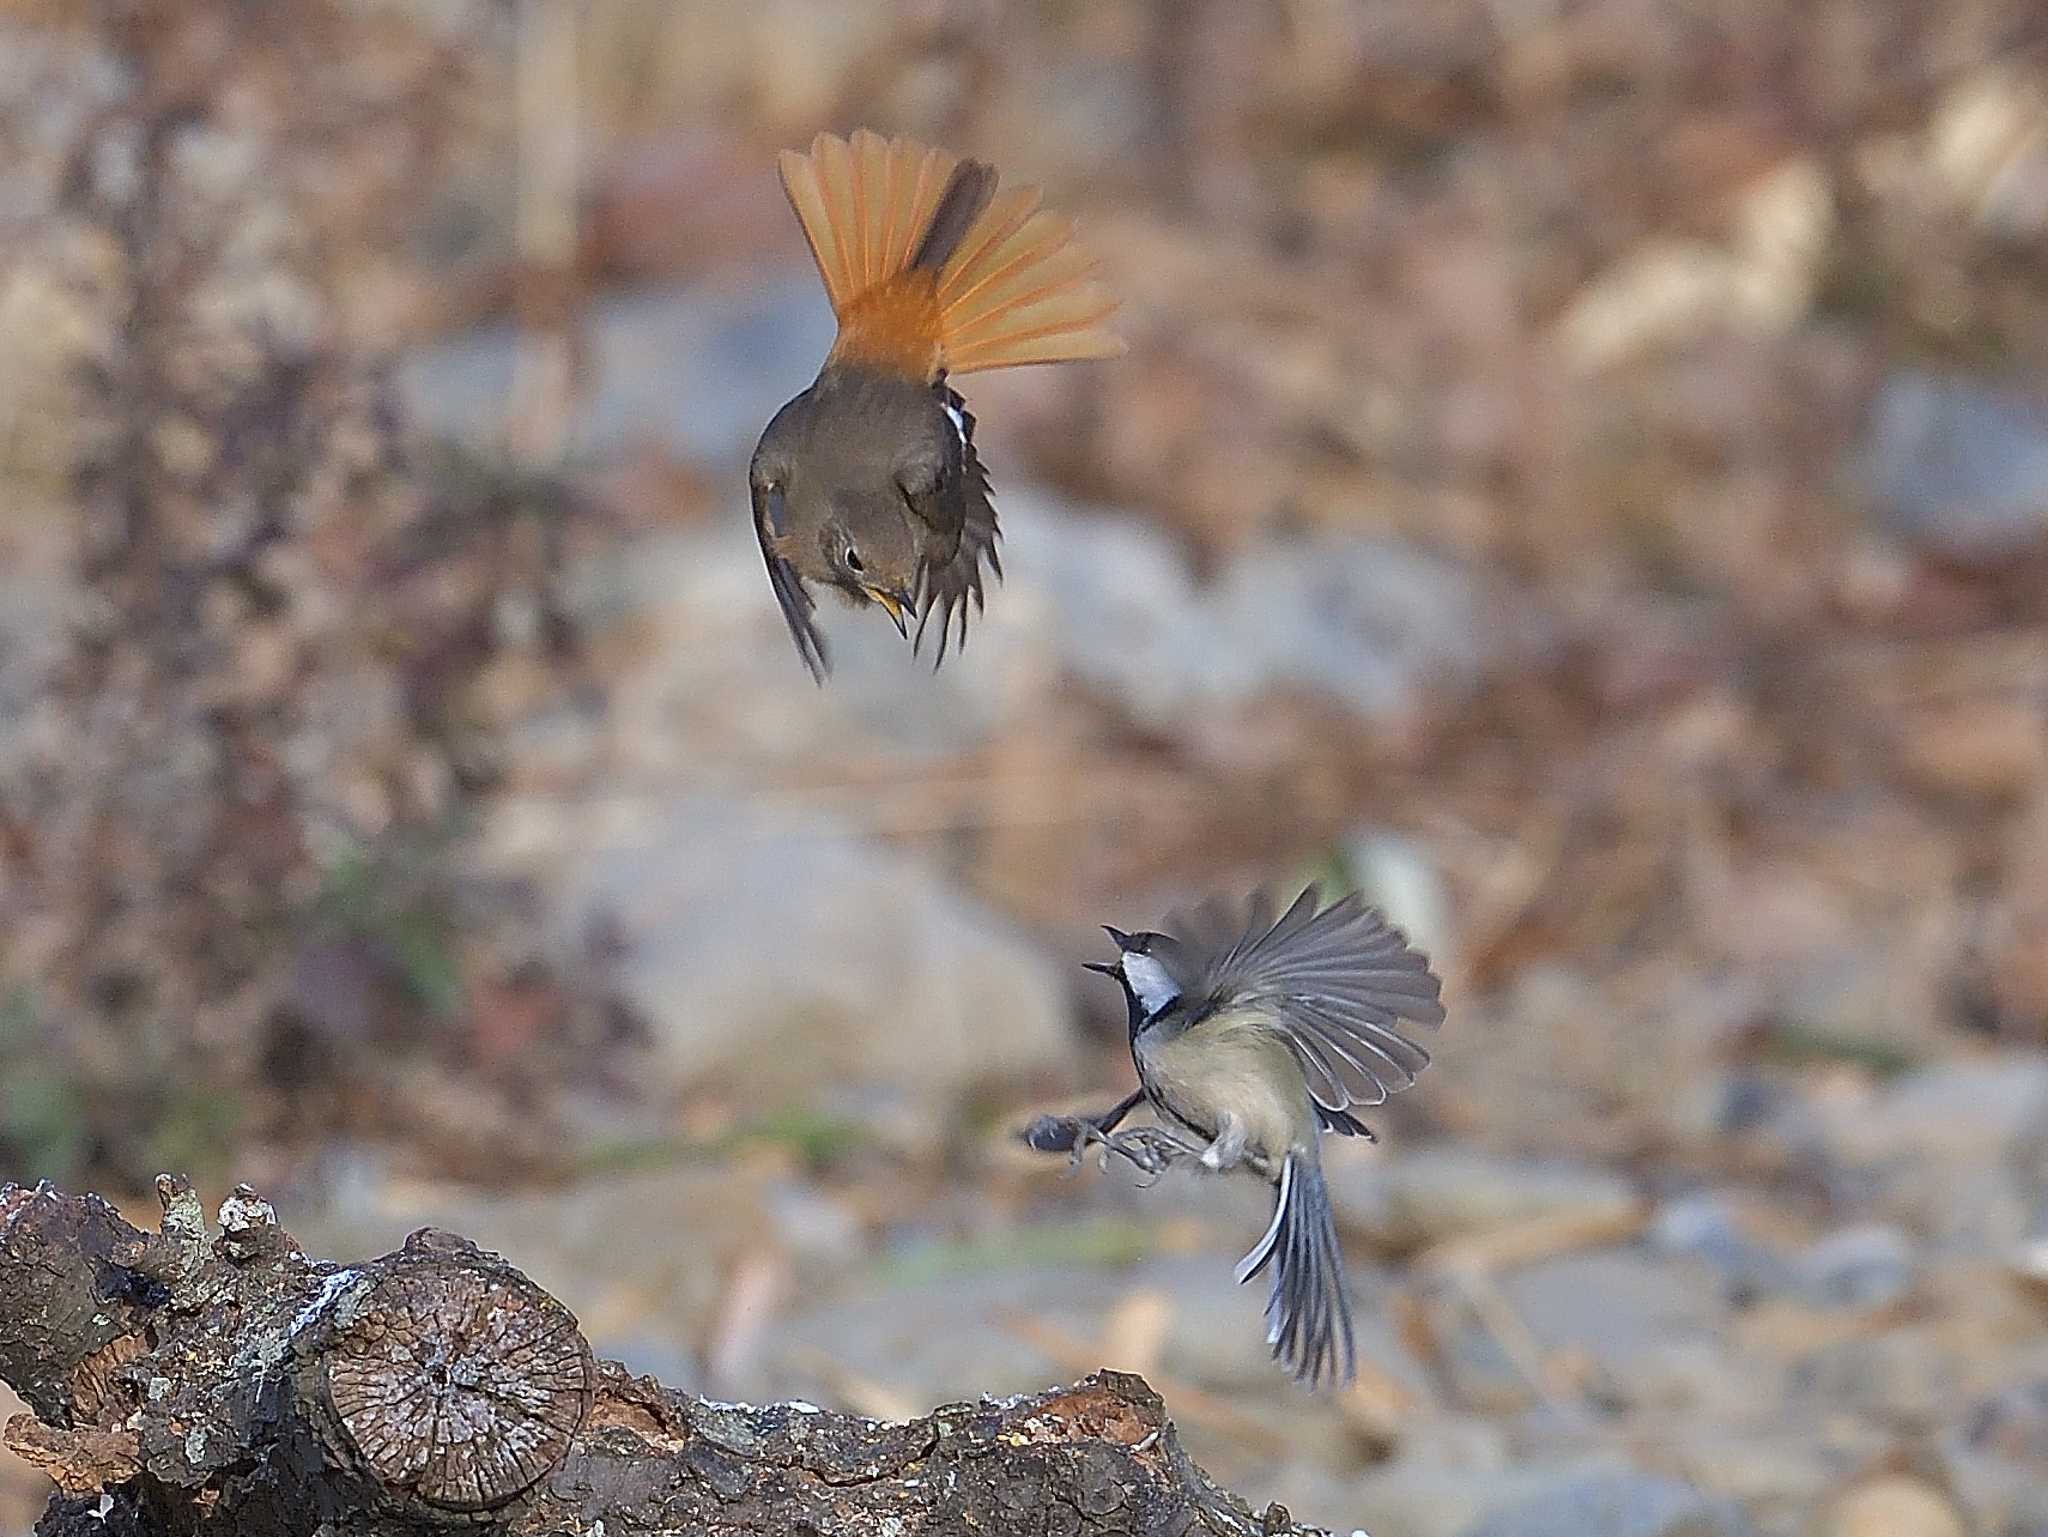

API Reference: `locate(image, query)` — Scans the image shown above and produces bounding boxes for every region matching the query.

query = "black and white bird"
[1025,887,1446,1387]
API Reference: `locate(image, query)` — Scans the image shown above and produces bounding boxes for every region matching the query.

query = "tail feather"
[777,129,1122,380]
[1236,1151,1354,1388]
[932,187,1043,296]
[935,194,1122,374]
[908,160,998,274]
[1233,1152,1293,1285]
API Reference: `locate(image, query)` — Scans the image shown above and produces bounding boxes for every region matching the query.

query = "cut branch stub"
[316,1228,593,1517]
[0,1184,155,1426]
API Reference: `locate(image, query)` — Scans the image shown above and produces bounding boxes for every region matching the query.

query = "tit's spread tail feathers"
[1156,886,1445,1117]
[1235,1151,1355,1387]
[778,129,1123,381]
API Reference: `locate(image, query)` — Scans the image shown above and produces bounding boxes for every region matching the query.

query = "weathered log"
[0,1178,1331,1536]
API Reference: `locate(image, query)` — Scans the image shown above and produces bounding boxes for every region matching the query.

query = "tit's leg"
[1021,1093,1202,1180]
[1021,1089,1146,1161]
[1198,1111,1250,1172]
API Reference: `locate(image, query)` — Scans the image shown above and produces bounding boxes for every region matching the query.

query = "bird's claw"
[1020,1115,1194,1183]
[1020,1113,1112,1176]
[1094,1126,1197,1183]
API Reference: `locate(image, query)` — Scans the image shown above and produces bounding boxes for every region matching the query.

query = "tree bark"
[0,1178,1331,1537]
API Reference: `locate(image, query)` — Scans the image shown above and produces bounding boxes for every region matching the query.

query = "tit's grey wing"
[753,481,829,683]
[1154,887,1444,1114]
[908,382,1000,667]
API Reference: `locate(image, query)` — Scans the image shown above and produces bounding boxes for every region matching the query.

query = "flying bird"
[750,129,1123,680]
[1026,887,1446,1387]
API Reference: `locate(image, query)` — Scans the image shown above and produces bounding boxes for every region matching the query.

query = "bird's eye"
[844,547,864,573]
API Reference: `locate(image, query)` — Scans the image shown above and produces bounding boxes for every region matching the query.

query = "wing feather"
[1154,886,1444,1116]
[753,483,829,682]
[909,382,1001,667]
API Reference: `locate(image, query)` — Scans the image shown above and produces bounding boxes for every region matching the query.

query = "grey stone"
[1794,1224,1916,1309]
[1666,1071,1833,1179]
[1500,1251,1750,1414]
[2014,1109,2048,1241]
[1773,945,1952,1064]
[1879,1163,2035,1262]
[1001,499,1522,734]
[1817,1053,2048,1175]
[759,1257,1178,1410]
[987,491,1212,733]
[397,269,833,467]
[564,517,1018,771]
[1649,1194,1797,1304]
[1947,1381,2048,1537]
[1878,1054,2048,1154]
[1416,1245,1750,1416]
[1943,1444,2048,1537]
[1790,1327,1957,1417]
[1857,371,2048,562]
[1668,1432,1858,1534]
[544,795,1075,1115]
[1425,1301,1536,1414]
[1126,1255,1304,1389]
[1346,1439,1588,1537]
[1962,1378,2048,1464]
[763,1272,1078,1405]
[1327,1147,1639,1254]
[1211,539,1513,726]
[1457,1469,1757,1537]
[292,1165,826,1357]
[550,486,1521,793]
[1814,1057,2048,1263]
[762,1182,867,1270]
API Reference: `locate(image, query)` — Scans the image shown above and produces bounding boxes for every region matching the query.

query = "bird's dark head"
[1084,926,1183,1027]
[751,367,957,635]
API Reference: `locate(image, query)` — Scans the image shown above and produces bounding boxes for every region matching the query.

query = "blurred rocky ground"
[3,1,2048,1534]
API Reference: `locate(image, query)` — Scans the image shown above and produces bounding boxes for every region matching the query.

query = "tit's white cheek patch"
[1121,952,1181,1017]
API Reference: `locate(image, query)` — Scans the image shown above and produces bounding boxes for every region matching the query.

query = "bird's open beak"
[865,586,911,637]
[1082,960,1119,976]
[1102,926,1134,949]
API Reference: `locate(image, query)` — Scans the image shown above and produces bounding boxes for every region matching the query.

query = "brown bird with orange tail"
[750,130,1123,680]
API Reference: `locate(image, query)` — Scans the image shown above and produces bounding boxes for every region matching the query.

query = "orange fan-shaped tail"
[777,129,1124,380]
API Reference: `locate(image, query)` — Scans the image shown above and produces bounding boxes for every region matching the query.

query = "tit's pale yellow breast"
[1140,1006,1315,1162]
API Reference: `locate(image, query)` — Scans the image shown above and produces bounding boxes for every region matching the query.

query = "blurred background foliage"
[2,2,2048,1533]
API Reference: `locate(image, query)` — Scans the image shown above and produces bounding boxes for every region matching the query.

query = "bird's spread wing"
[908,383,1000,667]
[1154,887,1444,1113]
[753,482,830,682]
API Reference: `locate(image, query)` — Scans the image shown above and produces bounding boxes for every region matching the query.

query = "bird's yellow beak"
[865,586,911,637]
